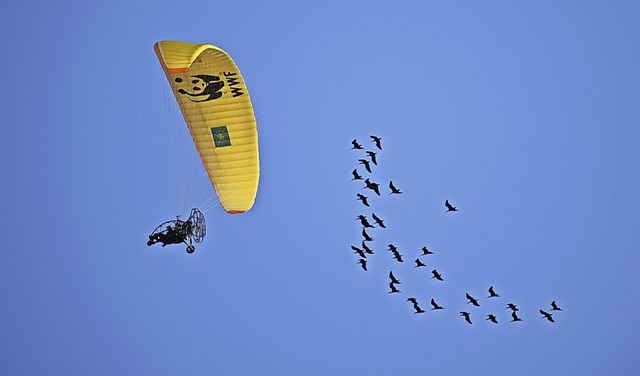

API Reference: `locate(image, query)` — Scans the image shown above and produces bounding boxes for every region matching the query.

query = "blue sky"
[2,1,640,375]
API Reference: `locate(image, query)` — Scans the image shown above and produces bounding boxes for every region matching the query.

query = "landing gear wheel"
[186,245,195,254]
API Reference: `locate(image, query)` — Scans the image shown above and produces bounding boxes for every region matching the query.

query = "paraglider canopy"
[154,40,260,214]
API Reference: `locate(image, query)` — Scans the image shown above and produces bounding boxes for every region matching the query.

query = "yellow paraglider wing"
[154,41,259,214]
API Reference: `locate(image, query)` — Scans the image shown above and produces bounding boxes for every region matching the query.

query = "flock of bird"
[349,135,563,325]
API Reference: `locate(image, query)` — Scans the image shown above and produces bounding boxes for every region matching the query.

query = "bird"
[445,199,458,212]
[414,258,426,268]
[388,181,402,195]
[486,314,499,324]
[351,169,363,181]
[370,135,382,150]
[388,271,402,285]
[460,311,472,324]
[550,300,563,311]
[410,302,425,314]
[487,286,500,298]
[356,215,374,228]
[365,150,378,165]
[420,246,434,256]
[351,139,363,149]
[371,213,386,228]
[356,193,370,207]
[361,228,374,242]
[510,311,523,322]
[506,303,519,311]
[387,243,398,252]
[357,258,367,271]
[358,159,372,173]
[431,269,443,281]
[430,298,444,310]
[539,309,555,323]
[391,249,404,263]
[351,245,367,258]
[466,293,480,307]
[364,179,381,196]
[388,282,401,294]
[361,241,375,255]
[406,297,418,305]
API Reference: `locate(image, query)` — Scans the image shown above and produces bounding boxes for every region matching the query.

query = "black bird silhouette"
[351,245,367,258]
[466,293,480,307]
[366,150,378,165]
[358,159,372,173]
[421,246,434,256]
[351,169,363,181]
[362,228,374,242]
[388,282,401,294]
[357,258,367,271]
[510,311,523,322]
[406,297,418,305]
[431,269,444,281]
[370,135,382,150]
[371,213,386,228]
[460,311,472,324]
[410,302,425,314]
[388,181,402,195]
[356,215,375,228]
[387,244,398,252]
[445,199,458,212]
[414,258,426,268]
[486,314,499,324]
[356,193,370,207]
[361,241,374,255]
[430,298,444,310]
[487,286,500,298]
[364,179,381,196]
[351,139,363,149]
[391,249,404,263]
[389,271,401,285]
[550,301,563,311]
[506,303,519,311]
[540,309,555,322]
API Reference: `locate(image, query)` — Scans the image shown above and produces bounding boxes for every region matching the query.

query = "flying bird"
[445,199,458,212]
[351,245,366,258]
[370,135,382,150]
[510,311,523,322]
[550,300,563,311]
[460,311,472,325]
[361,242,374,255]
[420,246,434,256]
[357,258,367,271]
[431,269,443,281]
[388,181,402,195]
[365,150,378,165]
[351,139,363,150]
[506,303,519,311]
[487,286,500,298]
[388,282,401,294]
[391,249,404,263]
[486,314,499,324]
[358,159,372,173]
[410,302,425,314]
[356,215,374,228]
[351,169,363,181]
[387,243,398,252]
[430,298,444,310]
[361,228,374,242]
[389,271,402,285]
[356,193,370,207]
[466,293,480,307]
[414,258,426,268]
[371,213,386,228]
[406,297,418,305]
[540,309,555,323]
[364,179,381,196]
